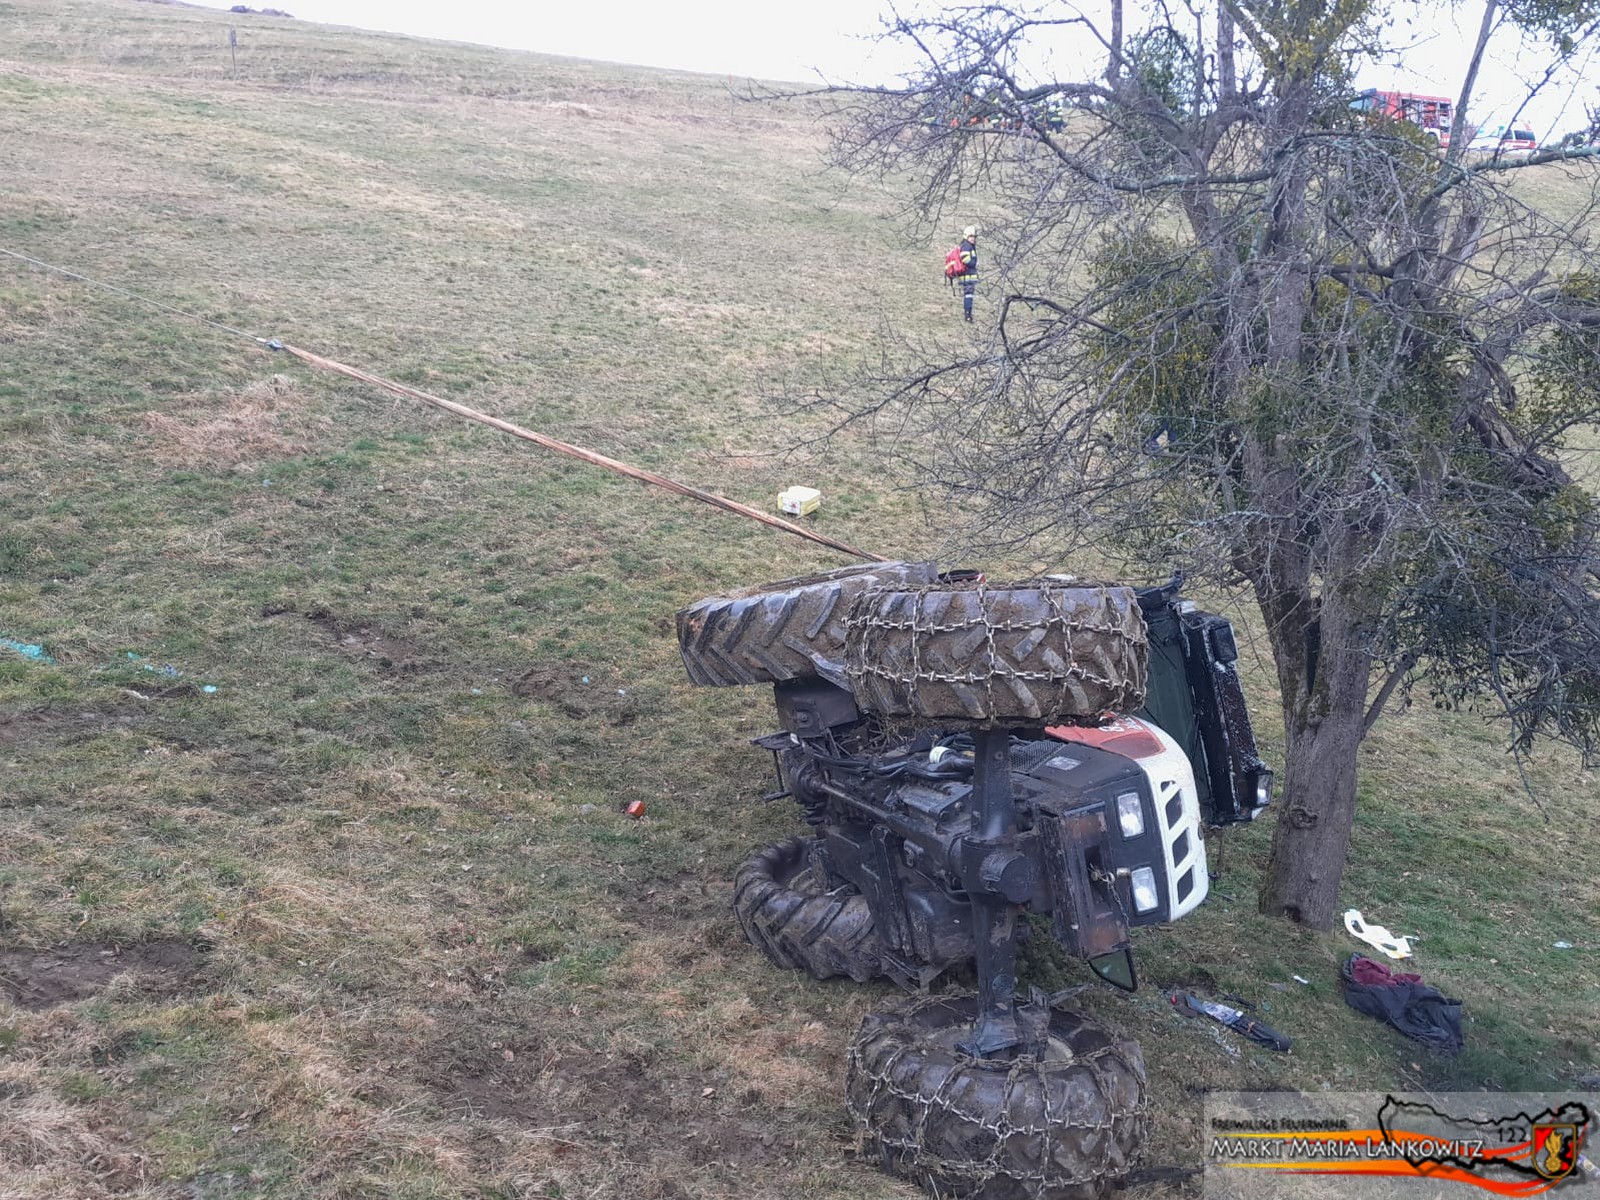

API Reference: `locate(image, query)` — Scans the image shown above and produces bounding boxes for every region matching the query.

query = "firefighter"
[957,225,978,323]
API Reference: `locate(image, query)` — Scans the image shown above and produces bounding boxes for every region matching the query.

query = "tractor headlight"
[1115,791,1145,839]
[1130,866,1159,913]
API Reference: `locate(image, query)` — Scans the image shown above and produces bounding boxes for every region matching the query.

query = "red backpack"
[943,245,966,279]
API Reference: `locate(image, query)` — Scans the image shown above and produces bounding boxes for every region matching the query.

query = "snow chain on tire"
[731,837,884,982]
[677,561,939,689]
[843,581,1148,725]
[846,994,1148,1200]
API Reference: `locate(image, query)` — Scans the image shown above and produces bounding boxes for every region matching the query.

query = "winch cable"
[0,246,889,564]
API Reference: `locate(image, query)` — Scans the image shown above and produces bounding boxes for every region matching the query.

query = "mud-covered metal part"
[1179,610,1272,823]
[731,837,884,982]
[847,993,1149,1199]
[816,819,977,988]
[1035,805,1127,960]
[772,678,862,738]
[844,582,1148,726]
[955,729,1031,1057]
[781,745,833,826]
[676,561,938,689]
[1134,581,1272,825]
[738,710,1216,996]
[835,580,1147,1058]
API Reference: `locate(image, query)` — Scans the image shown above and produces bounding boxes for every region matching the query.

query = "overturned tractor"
[677,563,1273,1199]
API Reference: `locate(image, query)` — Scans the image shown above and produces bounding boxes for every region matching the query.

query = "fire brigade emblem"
[1532,1122,1579,1180]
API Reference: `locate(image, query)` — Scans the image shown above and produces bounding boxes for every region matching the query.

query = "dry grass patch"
[142,375,326,472]
[0,1008,170,1200]
[0,1063,115,1171]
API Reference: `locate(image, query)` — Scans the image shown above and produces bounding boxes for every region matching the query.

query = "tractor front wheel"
[846,993,1148,1199]
[732,837,884,983]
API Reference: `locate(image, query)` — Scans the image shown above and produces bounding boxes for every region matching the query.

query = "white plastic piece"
[778,486,822,516]
[1127,719,1208,920]
[1050,715,1209,919]
[1343,909,1414,960]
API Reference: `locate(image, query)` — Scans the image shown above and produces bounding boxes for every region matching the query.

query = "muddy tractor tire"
[677,561,939,689]
[844,581,1148,725]
[732,837,883,983]
[846,994,1148,1200]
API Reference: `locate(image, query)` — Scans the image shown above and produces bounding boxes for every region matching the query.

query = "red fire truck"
[1352,89,1455,146]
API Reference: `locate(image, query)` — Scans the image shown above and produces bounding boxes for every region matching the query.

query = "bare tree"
[813,0,1600,928]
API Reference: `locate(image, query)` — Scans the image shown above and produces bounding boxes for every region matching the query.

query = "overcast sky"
[200,0,1596,137]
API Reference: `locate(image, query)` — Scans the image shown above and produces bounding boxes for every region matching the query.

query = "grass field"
[1,2,1597,1197]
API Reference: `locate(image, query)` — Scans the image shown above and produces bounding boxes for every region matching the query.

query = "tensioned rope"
[0,246,886,563]
[0,247,272,344]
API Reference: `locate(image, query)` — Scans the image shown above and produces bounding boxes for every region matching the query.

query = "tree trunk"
[1256,584,1376,929]
[1259,698,1366,927]
[1217,5,1236,99]
[1107,0,1124,84]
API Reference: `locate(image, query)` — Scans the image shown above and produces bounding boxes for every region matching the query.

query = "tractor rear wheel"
[732,837,883,983]
[677,561,938,689]
[846,994,1148,1199]
[844,581,1148,725]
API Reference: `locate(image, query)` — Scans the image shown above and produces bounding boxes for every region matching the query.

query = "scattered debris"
[317,612,418,666]
[778,485,822,517]
[1292,975,1311,985]
[1171,991,1291,1052]
[511,663,638,725]
[119,651,220,694]
[0,635,54,663]
[1340,954,1463,1053]
[1344,908,1414,959]
[625,800,647,819]
[1554,941,1574,949]
[1205,1024,1242,1058]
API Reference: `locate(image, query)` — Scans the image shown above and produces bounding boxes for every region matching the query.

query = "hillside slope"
[1,2,1595,1199]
